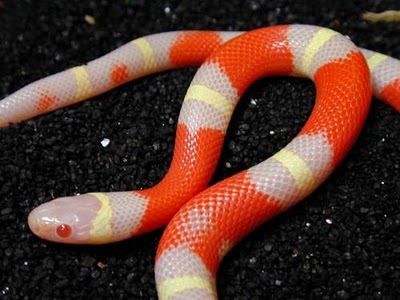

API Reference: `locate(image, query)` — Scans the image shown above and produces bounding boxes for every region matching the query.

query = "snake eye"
[56,224,72,238]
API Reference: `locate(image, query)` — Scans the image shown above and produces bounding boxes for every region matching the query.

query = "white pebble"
[100,138,110,147]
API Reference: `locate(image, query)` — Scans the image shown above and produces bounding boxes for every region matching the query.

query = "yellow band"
[131,37,157,71]
[366,53,388,71]
[302,28,338,74]
[89,193,113,242]
[273,148,315,196]
[184,84,233,115]
[158,275,216,300]
[71,66,93,99]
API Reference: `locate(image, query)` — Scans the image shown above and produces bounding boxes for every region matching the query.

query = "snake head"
[28,194,102,244]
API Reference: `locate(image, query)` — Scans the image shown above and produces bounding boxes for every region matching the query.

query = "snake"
[1,25,399,299]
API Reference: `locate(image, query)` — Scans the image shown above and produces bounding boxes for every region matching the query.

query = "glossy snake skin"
[1,25,399,299]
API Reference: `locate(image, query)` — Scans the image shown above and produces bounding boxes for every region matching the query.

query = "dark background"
[0,0,399,299]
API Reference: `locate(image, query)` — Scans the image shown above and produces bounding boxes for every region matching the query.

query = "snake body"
[1,25,399,299]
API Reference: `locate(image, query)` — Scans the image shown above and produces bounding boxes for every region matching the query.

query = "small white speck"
[23,261,28,266]
[153,143,160,151]
[249,257,257,264]
[164,7,171,14]
[1,286,10,295]
[250,2,259,11]
[250,98,257,106]
[100,138,110,147]
[381,181,385,185]
[326,218,333,225]
[264,243,272,251]
[269,130,275,135]
[292,249,299,257]
[305,222,311,227]
[225,162,232,168]
[275,280,282,286]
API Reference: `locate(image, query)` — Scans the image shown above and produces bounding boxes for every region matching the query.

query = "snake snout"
[28,195,101,243]
[28,204,58,239]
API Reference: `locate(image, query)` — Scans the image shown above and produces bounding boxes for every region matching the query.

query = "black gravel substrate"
[1,1,399,299]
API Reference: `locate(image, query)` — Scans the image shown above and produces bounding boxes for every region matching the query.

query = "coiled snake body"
[1,25,399,299]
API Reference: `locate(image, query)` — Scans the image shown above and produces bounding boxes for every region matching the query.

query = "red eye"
[56,224,72,238]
